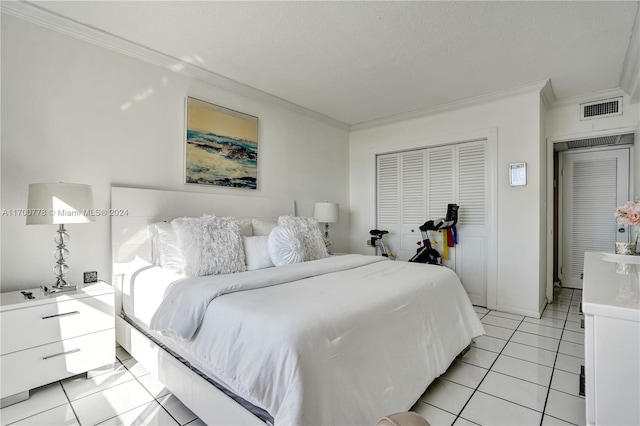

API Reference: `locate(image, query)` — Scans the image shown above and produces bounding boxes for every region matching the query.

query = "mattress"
[121,266,271,416]
[144,254,484,425]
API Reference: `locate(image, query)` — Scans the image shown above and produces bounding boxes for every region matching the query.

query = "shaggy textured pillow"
[243,235,274,270]
[268,226,306,266]
[278,216,328,261]
[171,215,246,277]
[252,219,278,236]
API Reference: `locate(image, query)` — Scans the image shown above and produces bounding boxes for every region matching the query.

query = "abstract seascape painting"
[185,97,258,189]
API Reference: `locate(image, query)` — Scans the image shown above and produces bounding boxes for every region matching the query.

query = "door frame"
[368,128,498,309]
[558,146,631,289]
[546,126,637,301]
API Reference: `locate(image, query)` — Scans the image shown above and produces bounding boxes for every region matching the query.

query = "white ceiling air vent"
[580,97,623,120]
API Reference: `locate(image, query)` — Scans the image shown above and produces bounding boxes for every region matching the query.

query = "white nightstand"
[0,281,115,407]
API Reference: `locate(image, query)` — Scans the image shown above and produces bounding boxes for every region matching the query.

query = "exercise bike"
[409,204,459,265]
[368,229,391,257]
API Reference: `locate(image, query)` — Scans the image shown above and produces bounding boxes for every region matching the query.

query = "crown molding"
[351,79,552,131]
[540,80,556,109]
[551,87,627,109]
[1,0,351,131]
[620,4,640,103]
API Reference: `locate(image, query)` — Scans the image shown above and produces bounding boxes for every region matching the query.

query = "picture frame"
[509,162,527,186]
[185,97,259,189]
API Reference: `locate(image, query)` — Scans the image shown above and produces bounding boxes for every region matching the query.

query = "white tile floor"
[1,287,585,426]
[0,346,203,426]
[413,287,586,426]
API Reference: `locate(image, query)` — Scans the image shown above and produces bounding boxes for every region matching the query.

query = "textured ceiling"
[31,1,639,125]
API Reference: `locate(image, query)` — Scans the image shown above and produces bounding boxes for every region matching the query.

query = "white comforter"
[151,255,484,426]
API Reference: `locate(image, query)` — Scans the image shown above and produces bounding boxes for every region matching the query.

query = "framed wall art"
[185,97,258,189]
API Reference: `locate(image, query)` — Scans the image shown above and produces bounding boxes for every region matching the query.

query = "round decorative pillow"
[268,226,305,266]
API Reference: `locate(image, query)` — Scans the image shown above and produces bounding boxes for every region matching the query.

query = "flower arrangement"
[615,200,640,246]
[615,201,640,226]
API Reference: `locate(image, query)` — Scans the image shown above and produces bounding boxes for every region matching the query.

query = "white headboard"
[111,186,295,280]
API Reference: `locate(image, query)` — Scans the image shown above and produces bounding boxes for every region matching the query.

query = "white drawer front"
[0,294,114,355]
[0,328,115,398]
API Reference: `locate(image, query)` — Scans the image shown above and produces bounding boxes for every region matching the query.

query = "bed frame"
[111,186,295,425]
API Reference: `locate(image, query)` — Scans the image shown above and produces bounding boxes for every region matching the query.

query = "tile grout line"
[59,380,82,426]
[2,383,73,426]
[538,288,580,426]
[122,356,185,426]
[92,355,182,426]
[2,362,126,426]
[451,312,527,425]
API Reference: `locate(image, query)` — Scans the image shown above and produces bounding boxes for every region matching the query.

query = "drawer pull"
[41,311,80,320]
[42,348,80,360]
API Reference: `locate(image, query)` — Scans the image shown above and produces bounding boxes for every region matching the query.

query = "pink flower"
[628,212,640,225]
[615,200,640,225]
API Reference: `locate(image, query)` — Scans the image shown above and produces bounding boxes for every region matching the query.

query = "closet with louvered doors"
[376,139,489,306]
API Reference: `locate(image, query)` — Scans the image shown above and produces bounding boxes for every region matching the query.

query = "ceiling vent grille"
[580,97,622,120]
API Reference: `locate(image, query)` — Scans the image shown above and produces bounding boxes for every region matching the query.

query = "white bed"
[111,186,484,425]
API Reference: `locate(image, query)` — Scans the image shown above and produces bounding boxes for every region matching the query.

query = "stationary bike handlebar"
[418,204,459,232]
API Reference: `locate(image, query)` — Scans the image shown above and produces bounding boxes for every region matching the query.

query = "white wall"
[349,91,546,317]
[539,98,548,310]
[1,15,350,292]
[545,93,639,296]
[546,93,639,142]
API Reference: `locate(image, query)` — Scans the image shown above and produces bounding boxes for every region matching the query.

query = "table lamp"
[27,183,94,293]
[314,202,339,252]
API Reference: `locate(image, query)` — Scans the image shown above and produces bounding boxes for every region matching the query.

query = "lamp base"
[40,283,77,294]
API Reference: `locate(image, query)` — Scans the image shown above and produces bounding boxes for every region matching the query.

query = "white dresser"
[0,281,115,407]
[583,252,640,426]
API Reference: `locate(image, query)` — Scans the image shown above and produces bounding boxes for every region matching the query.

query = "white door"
[400,151,427,252]
[376,140,489,306]
[455,142,487,305]
[560,148,630,289]
[376,153,401,254]
[426,146,456,270]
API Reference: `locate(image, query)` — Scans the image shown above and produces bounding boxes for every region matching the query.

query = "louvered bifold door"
[561,149,629,289]
[455,141,487,305]
[400,151,427,250]
[426,146,455,267]
[377,154,401,254]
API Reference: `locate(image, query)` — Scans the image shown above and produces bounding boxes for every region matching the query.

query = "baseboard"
[494,304,542,319]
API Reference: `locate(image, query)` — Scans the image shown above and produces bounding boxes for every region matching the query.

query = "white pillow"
[172,215,246,277]
[252,219,278,236]
[268,226,305,266]
[278,216,328,261]
[243,235,274,270]
[147,223,161,266]
[153,221,185,274]
[240,219,254,236]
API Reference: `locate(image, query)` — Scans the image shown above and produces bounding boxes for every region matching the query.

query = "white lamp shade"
[27,183,94,225]
[314,202,339,223]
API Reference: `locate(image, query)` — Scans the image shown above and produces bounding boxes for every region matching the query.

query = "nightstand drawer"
[0,328,115,398]
[0,294,114,355]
